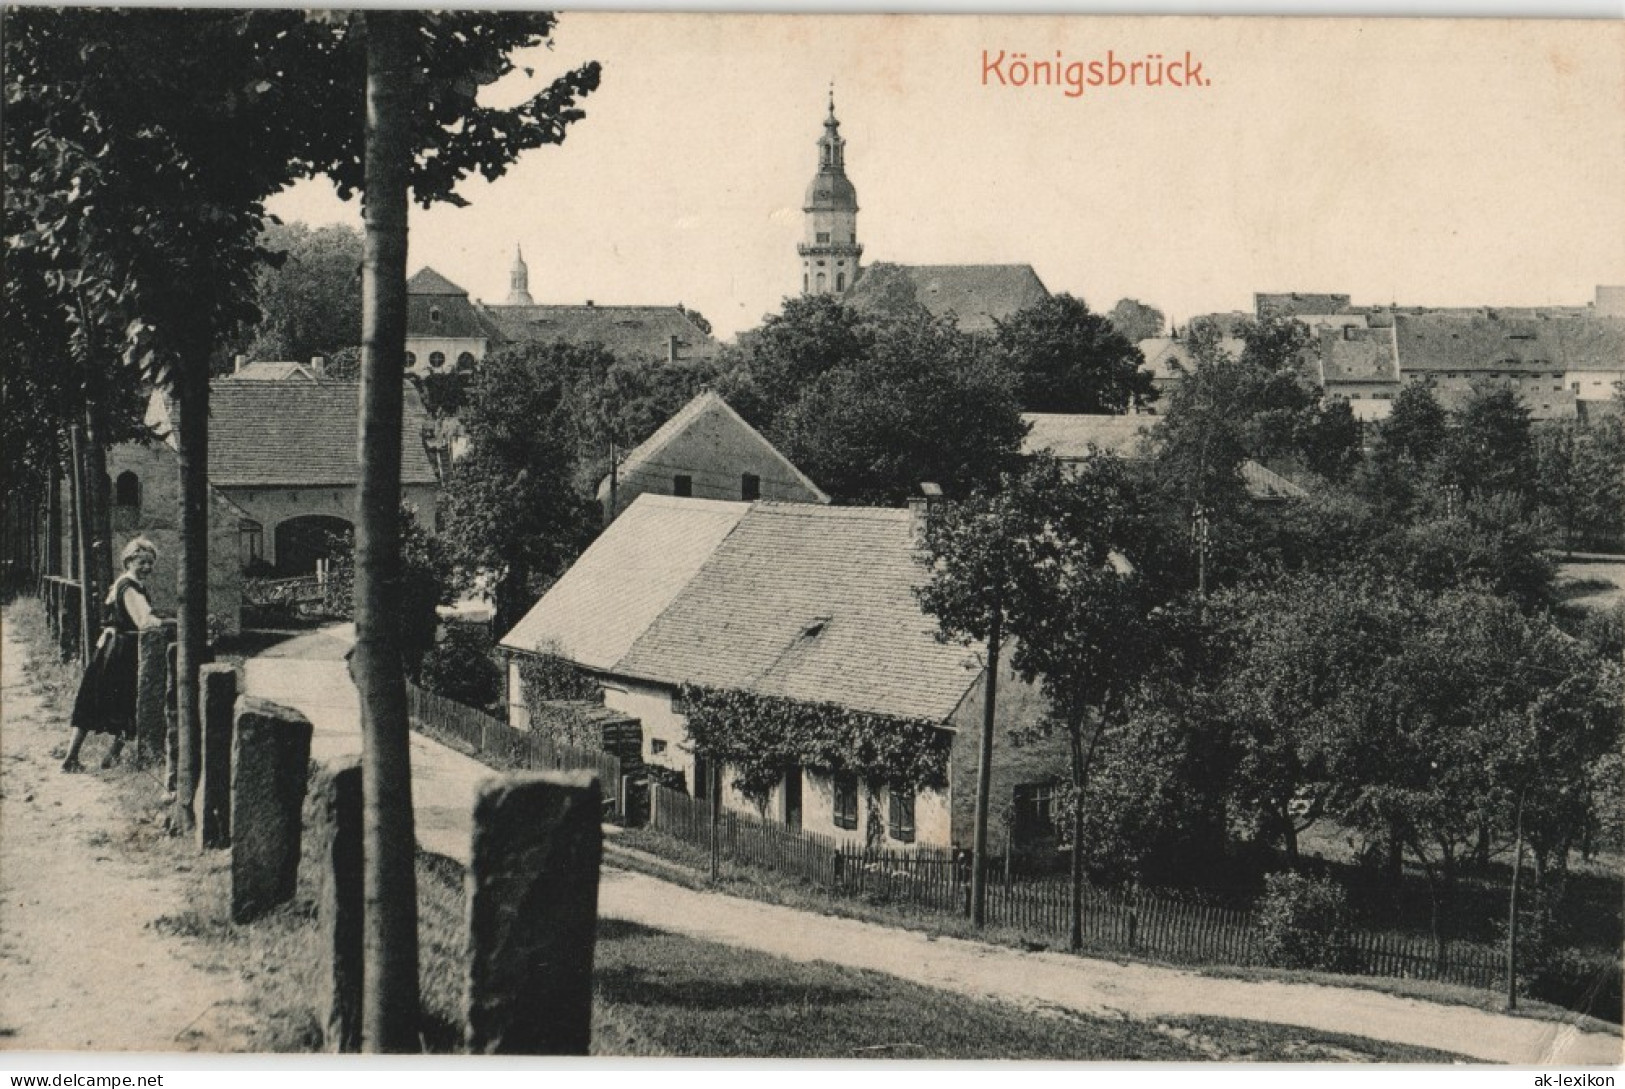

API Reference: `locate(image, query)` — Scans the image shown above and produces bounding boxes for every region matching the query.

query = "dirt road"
[0,614,255,1053]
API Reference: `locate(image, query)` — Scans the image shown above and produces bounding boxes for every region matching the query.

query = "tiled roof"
[200,380,439,487]
[852,263,1050,332]
[596,391,829,504]
[1317,326,1399,385]
[1240,460,1310,501]
[1255,293,1352,317]
[224,361,321,382]
[1020,413,1151,460]
[481,303,720,361]
[1136,336,1248,382]
[406,293,503,342]
[617,503,979,723]
[407,267,470,297]
[1393,314,1625,373]
[503,497,983,724]
[500,496,749,671]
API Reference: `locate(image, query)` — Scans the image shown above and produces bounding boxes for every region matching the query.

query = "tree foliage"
[1106,297,1165,344]
[439,343,601,635]
[996,293,1156,415]
[242,221,364,368]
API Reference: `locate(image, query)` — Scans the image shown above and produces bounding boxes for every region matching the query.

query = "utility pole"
[1506,787,1526,1010]
[1192,503,1211,598]
[607,440,618,527]
[970,595,1001,928]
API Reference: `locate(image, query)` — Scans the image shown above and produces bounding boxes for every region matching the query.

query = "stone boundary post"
[196,664,236,850]
[313,757,363,1053]
[464,771,602,1055]
[230,696,313,924]
[134,629,168,766]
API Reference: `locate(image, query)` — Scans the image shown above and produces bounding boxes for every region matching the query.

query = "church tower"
[505,244,535,305]
[798,89,862,296]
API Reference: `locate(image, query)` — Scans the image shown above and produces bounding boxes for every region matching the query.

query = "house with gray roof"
[500,494,1064,850]
[597,391,828,523]
[144,380,440,574]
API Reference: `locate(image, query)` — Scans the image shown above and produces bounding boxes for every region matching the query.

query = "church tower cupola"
[798,87,862,296]
[506,243,535,306]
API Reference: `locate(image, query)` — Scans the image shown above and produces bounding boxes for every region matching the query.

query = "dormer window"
[430,306,443,324]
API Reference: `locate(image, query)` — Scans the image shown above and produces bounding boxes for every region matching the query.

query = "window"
[815,272,827,292]
[405,352,417,368]
[816,231,830,243]
[836,272,846,291]
[833,773,859,831]
[429,305,443,324]
[887,785,915,843]
[1011,782,1059,846]
[114,471,141,510]
[457,352,477,371]
[650,738,667,755]
[741,473,760,501]
[673,475,692,498]
[239,519,264,570]
[670,691,687,714]
[429,351,446,370]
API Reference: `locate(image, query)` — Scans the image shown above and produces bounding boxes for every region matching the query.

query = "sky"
[267,13,1625,339]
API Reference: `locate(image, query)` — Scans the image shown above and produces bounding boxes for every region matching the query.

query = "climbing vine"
[677,684,951,803]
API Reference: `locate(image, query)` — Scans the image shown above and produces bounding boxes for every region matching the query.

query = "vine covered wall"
[677,683,951,802]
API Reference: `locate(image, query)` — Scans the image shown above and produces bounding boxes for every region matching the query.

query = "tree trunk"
[45,457,62,579]
[494,559,529,643]
[83,402,112,598]
[1068,728,1085,952]
[1280,802,1299,866]
[970,602,1000,929]
[357,10,421,1052]
[69,423,94,665]
[171,366,207,834]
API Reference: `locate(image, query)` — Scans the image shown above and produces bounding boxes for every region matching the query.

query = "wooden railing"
[405,679,624,820]
[646,781,1506,989]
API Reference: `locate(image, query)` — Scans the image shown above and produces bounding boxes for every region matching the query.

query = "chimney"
[907,481,943,538]
[585,299,595,308]
[667,335,681,364]
[233,353,247,374]
[310,355,326,378]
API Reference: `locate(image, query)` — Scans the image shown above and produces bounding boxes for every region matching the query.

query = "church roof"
[406,267,470,297]
[850,264,1050,333]
[481,302,720,361]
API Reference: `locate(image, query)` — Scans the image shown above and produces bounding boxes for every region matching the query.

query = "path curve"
[240,627,1623,1066]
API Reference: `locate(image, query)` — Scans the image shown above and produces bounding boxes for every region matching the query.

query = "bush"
[418,623,502,711]
[1255,870,1358,972]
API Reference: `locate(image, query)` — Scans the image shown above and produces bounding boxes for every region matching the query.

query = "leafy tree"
[918,454,1176,943]
[418,624,504,712]
[1106,297,1165,344]
[440,343,601,637]
[770,310,1026,505]
[1375,381,1449,469]
[242,221,363,367]
[320,505,451,679]
[1440,383,1535,502]
[713,293,874,427]
[1298,397,1363,483]
[996,293,1156,414]
[842,261,927,323]
[1533,418,1625,554]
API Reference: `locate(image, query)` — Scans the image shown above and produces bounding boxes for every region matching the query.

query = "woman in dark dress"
[61,537,163,772]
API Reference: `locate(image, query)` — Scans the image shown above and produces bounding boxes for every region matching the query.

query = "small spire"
[828,81,835,118]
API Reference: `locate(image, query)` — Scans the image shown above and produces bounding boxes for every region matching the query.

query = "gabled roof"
[167,381,439,487]
[407,292,504,342]
[502,497,982,725]
[1136,336,1248,383]
[481,303,719,360]
[597,391,829,504]
[1021,413,1151,460]
[500,496,750,672]
[407,267,471,297]
[1317,325,1399,385]
[224,361,321,382]
[852,264,1050,332]
[1240,460,1310,501]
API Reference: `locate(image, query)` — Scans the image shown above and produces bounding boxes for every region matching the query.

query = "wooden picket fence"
[39,575,81,660]
[647,781,1505,988]
[405,680,625,820]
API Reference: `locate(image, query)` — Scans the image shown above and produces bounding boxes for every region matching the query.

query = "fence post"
[134,629,168,769]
